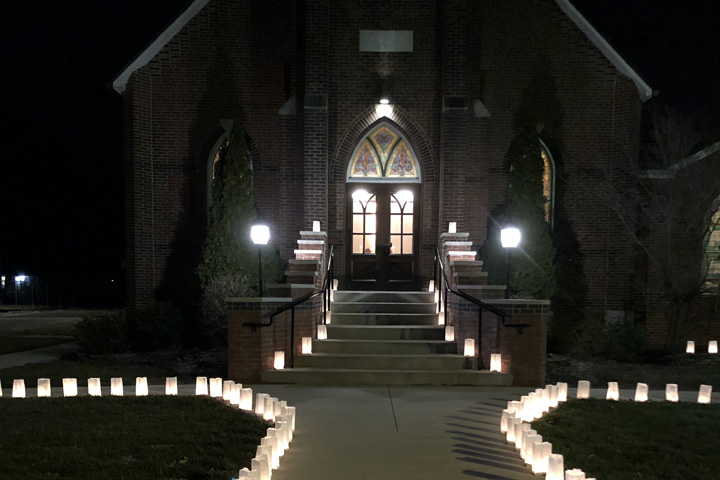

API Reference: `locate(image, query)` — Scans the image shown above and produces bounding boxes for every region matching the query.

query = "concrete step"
[333,291,434,303]
[450,260,483,269]
[285,270,318,283]
[295,353,473,370]
[332,301,436,314]
[313,339,458,355]
[453,272,488,285]
[287,259,320,271]
[268,283,314,297]
[327,325,445,341]
[331,312,439,326]
[262,368,512,386]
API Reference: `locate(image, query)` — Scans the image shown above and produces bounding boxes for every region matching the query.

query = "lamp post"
[500,226,521,299]
[250,224,270,296]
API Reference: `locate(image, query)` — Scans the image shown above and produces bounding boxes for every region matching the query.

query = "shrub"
[74,311,130,354]
[570,314,647,362]
[129,302,183,352]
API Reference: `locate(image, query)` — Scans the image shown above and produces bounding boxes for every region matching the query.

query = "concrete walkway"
[0,342,78,369]
[253,385,536,480]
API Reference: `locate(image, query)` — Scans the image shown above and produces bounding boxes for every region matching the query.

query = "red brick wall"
[123,0,643,320]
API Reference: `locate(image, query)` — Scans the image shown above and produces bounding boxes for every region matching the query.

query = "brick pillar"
[228,297,322,383]
[303,0,329,228]
[451,298,548,386]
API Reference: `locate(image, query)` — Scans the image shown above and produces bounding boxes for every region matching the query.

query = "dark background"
[0,1,717,306]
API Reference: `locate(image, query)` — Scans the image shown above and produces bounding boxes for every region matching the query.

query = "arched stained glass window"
[703,206,720,294]
[347,123,420,182]
[540,140,555,226]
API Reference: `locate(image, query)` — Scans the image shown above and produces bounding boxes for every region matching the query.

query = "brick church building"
[114,0,718,357]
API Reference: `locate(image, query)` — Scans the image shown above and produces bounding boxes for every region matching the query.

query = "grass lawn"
[0,359,181,387]
[533,399,720,480]
[0,396,268,480]
[0,335,72,355]
[547,353,720,390]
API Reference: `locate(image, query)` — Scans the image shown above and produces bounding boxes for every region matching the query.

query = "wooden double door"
[345,183,420,290]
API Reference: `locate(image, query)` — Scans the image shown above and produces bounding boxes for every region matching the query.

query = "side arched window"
[539,139,556,227]
[704,206,720,294]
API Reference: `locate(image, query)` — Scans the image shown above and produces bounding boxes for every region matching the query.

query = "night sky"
[0,1,717,304]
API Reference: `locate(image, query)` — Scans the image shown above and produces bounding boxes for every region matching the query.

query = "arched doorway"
[345,122,421,290]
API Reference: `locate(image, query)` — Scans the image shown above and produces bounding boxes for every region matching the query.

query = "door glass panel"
[366,214,377,234]
[390,235,401,255]
[366,234,376,254]
[390,201,400,214]
[391,215,402,234]
[403,215,413,232]
[403,235,413,254]
[367,198,377,213]
[353,235,364,254]
[353,214,363,232]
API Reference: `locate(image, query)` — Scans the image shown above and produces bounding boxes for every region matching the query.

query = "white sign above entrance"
[359,30,413,52]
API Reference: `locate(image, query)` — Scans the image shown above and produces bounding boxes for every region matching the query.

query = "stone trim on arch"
[331,105,435,183]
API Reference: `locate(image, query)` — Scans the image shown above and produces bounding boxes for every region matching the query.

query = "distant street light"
[501,226,521,299]
[251,224,270,296]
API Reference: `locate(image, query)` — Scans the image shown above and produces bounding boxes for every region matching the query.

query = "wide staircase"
[262,290,512,386]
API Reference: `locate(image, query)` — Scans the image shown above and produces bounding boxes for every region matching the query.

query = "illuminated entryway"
[345,122,421,290]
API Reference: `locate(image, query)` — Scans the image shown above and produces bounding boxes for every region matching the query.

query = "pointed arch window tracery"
[347,123,420,182]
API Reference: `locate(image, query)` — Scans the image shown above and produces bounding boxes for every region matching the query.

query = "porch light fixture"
[251,224,270,296]
[63,378,78,397]
[687,340,695,353]
[501,226,521,298]
[376,100,394,118]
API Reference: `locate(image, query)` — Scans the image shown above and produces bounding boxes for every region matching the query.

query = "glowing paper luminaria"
[12,379,26,398]
[230,384,241,406]
[135,377,148,396]
[274,351,285,370]
[634,383,649,402]
[448,222,457,233]
[240,388,253,411]
[63,378,78,397]
[666,384,679,403]
[490,353,502,372]
[313,220,320,232]
[686,340,695,354]
[558,382,568,402]
[317,324,328,340]
[546,453,564,480]
[37,378,51,397]
[166,377,178,396]
[606,382,619,401]
[302,337,312,354]
[111,377,124,396]
[209,377,223,398]
[565,469,586,480]
[532,442,552,474]
[439,326,453,344]
[437,311,445,326]
[195,376,209,395]
[576,380,590,399]
[709,341,718,354]
[88,378,102,396]
[223,380,235,401]
[698,384,713,404]
[464,338,475,357]
[428,280,435,292]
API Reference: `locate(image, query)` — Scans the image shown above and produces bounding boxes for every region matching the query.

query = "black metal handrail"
[243,245,334,368]
[433,247,530,369]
